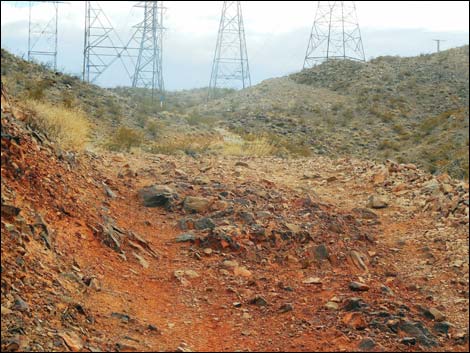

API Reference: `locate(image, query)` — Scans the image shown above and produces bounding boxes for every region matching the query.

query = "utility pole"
[433,39,445,53]
[128,1,165,104]
[27,1,67,71]
[304,1,366,68]
[208,1,251,100]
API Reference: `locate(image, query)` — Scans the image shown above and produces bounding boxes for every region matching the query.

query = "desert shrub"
[149,134,217,155]
[24,100,90,151]
[107,127,143,152]
[24,78,51,100]
[146,120,165,138]
[185,113,218,126]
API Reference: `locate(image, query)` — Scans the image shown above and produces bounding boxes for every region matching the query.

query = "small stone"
[194,217,216,230]
[358,338,376,351]
[203,248,213,255]
[133,252,149,269]
[175,233,196,243]
[279,303,293,313]
[433,321,453,335]
[342,312,367,330]
[428,308,446,322]
[233,302,242,308]
[234,266,252,278]
[249,296,268,306]
[324,302,339,310]
[349,282,369,292]
[313,244,330,261]
[183,196,211,213]
[303,277,322,285]
[222,260,239,269]
[58,331,83,352]
[12,296,29,312]
[343,297,366,311]
[367,195,388,209]
[400,337,416,346]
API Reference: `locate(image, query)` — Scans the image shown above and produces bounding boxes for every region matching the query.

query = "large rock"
[138,185,177,208]
[183,196,211,213]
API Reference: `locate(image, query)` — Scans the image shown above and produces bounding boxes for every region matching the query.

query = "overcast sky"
[1,1,469,90]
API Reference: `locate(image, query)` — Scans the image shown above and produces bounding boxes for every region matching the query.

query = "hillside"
[191,46,470,179]
[2,47,468,179]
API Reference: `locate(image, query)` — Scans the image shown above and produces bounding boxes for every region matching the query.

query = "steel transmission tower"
[83,1,135,84]
[28,1,67,70]
[303,1,366,68]
[208,1,251,100]
[128,1,165,103]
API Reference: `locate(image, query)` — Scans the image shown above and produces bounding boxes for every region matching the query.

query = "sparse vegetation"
[23,100,90,151]
[106,127,144,152]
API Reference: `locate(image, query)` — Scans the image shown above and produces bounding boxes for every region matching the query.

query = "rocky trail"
[1,89,469,352]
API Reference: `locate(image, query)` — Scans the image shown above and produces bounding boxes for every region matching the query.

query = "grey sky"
[1,1,469,90]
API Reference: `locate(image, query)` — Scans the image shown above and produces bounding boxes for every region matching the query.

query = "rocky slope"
[192,46,469,179]
[1,78,469,352]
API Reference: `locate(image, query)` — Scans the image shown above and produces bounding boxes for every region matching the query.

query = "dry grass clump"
[24,99,90,151]
[106,127,144,152]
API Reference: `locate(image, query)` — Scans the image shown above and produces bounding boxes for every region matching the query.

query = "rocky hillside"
[1,68,469,352]
[193,46,469,179]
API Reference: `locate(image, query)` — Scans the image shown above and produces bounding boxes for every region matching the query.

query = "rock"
[1,305,13,315]
[239,211,256,224]
[367,195,388,209]
[313,244,330,261]
[133,252,149,269]
[111,312,130,323]
[343,297,367,311]
[103,183,116,198]
[12,296,29,312]
[176,342,193,352]
[203,248,213,256]
[234,266,252,278]
[400,337,416,346]
[174,269,199,279]
[222,260,239,269]
[249,296,268,306]
[422,179,440,194]
[175,233,196,243]
[342,312,367,330]
[303,277,322,285]
[279,303,293,313]
[347,250,368,272]
[138,185,176,208]
[353,208,378,220]
[194,217,216,230]
[433,321,453,335]
[285,223,301,234]
[358,338,376,351]
[58,331,83,352]
[193,176,210,185]
[348,282,369,292]
[324,302,339,310]
[183,196,211,213]
[1,204,21,217]
[398,320,438,347]
[428,308,446,322]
